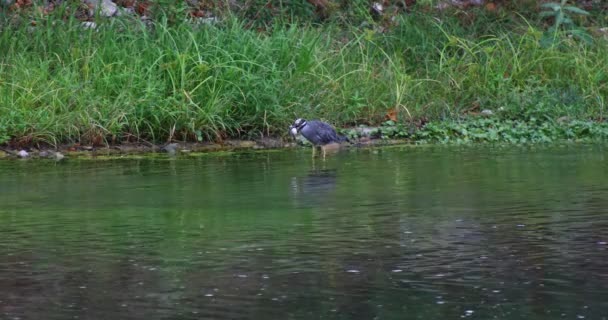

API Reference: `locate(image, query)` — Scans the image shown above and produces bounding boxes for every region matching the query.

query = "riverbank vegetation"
[1,0,607,148]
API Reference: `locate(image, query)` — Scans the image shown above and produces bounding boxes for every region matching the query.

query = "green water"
[1,146,607,319]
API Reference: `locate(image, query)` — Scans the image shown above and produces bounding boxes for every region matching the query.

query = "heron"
[289,118,348,158]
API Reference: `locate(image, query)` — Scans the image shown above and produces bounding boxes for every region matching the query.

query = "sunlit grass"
[0,10,607,146]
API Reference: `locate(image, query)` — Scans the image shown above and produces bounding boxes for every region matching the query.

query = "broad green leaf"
[539,11,556,18]
[540,2,561,10]
[563,6,590,15]
[568,28,593,44]
[555,11,564,26]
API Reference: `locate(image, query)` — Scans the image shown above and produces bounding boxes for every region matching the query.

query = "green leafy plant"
[413,118,608,145]
[540,0,592,46]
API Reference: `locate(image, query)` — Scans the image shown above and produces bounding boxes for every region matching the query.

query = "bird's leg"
[322,146,327,160]
[311,145,316,158]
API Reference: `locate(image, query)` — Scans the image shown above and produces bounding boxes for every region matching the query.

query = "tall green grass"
[0,11,607,146]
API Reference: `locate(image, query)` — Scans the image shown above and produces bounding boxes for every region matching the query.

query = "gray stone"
[223,140,256,148]
[197,17,219,25]
[162,143,179,156]
[256,138,283,149]
[354,126,379,137]
[81,21,98,30]
[122,7,135,15]
[84,0,118,17]
[371,2,384,14]
[17,150,29,158]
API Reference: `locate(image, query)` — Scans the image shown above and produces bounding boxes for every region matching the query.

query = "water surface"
[1,145,607,319]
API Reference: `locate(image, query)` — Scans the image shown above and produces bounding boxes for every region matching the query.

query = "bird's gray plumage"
[289,118,347,146]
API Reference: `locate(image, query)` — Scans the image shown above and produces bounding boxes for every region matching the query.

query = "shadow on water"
[290,167,338,209]
[0,145,608,319]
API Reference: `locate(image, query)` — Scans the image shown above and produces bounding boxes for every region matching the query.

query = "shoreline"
[3,117,608,160]
[0,136,413,160]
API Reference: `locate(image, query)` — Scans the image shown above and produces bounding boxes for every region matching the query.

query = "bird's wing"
[311,121,341,144]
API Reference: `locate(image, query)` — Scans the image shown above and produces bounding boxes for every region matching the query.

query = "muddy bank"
[0,137,412,160]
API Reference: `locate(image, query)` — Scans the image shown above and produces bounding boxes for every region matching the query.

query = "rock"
[54,152,65,161]
[84,0,118,17]
[192,16,219,25]
[140,15,153,27]
[225,140,256,148]
[17,150,29,158]
[591,27,608,40]
[437,0,486,10]
[81,21,98,30]
[186,144,220,152]
[162,143,179,156]
[39,150,50,158]
[122,6,135,15]
[256,138,283,149]
[295,135,311,145]
[481,109,494,116]
[237,141,256,148]
[354,126,380,138]
[371,2,384,14]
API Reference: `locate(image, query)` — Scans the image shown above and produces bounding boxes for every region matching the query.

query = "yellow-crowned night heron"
[289,118,347,157]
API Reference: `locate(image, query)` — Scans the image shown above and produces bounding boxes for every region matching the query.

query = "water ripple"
[1,146,608,319]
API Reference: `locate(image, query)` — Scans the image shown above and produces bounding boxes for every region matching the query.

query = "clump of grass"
[381,12,608,121]
[0,8,607,147]
[0,13,405,146]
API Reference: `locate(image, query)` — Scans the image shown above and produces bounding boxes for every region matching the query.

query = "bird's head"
[289,118,307,137]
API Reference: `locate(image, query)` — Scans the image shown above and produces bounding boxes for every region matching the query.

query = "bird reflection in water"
[290,167,338,209]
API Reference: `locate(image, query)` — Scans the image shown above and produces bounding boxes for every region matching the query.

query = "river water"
[1,145,607,319]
